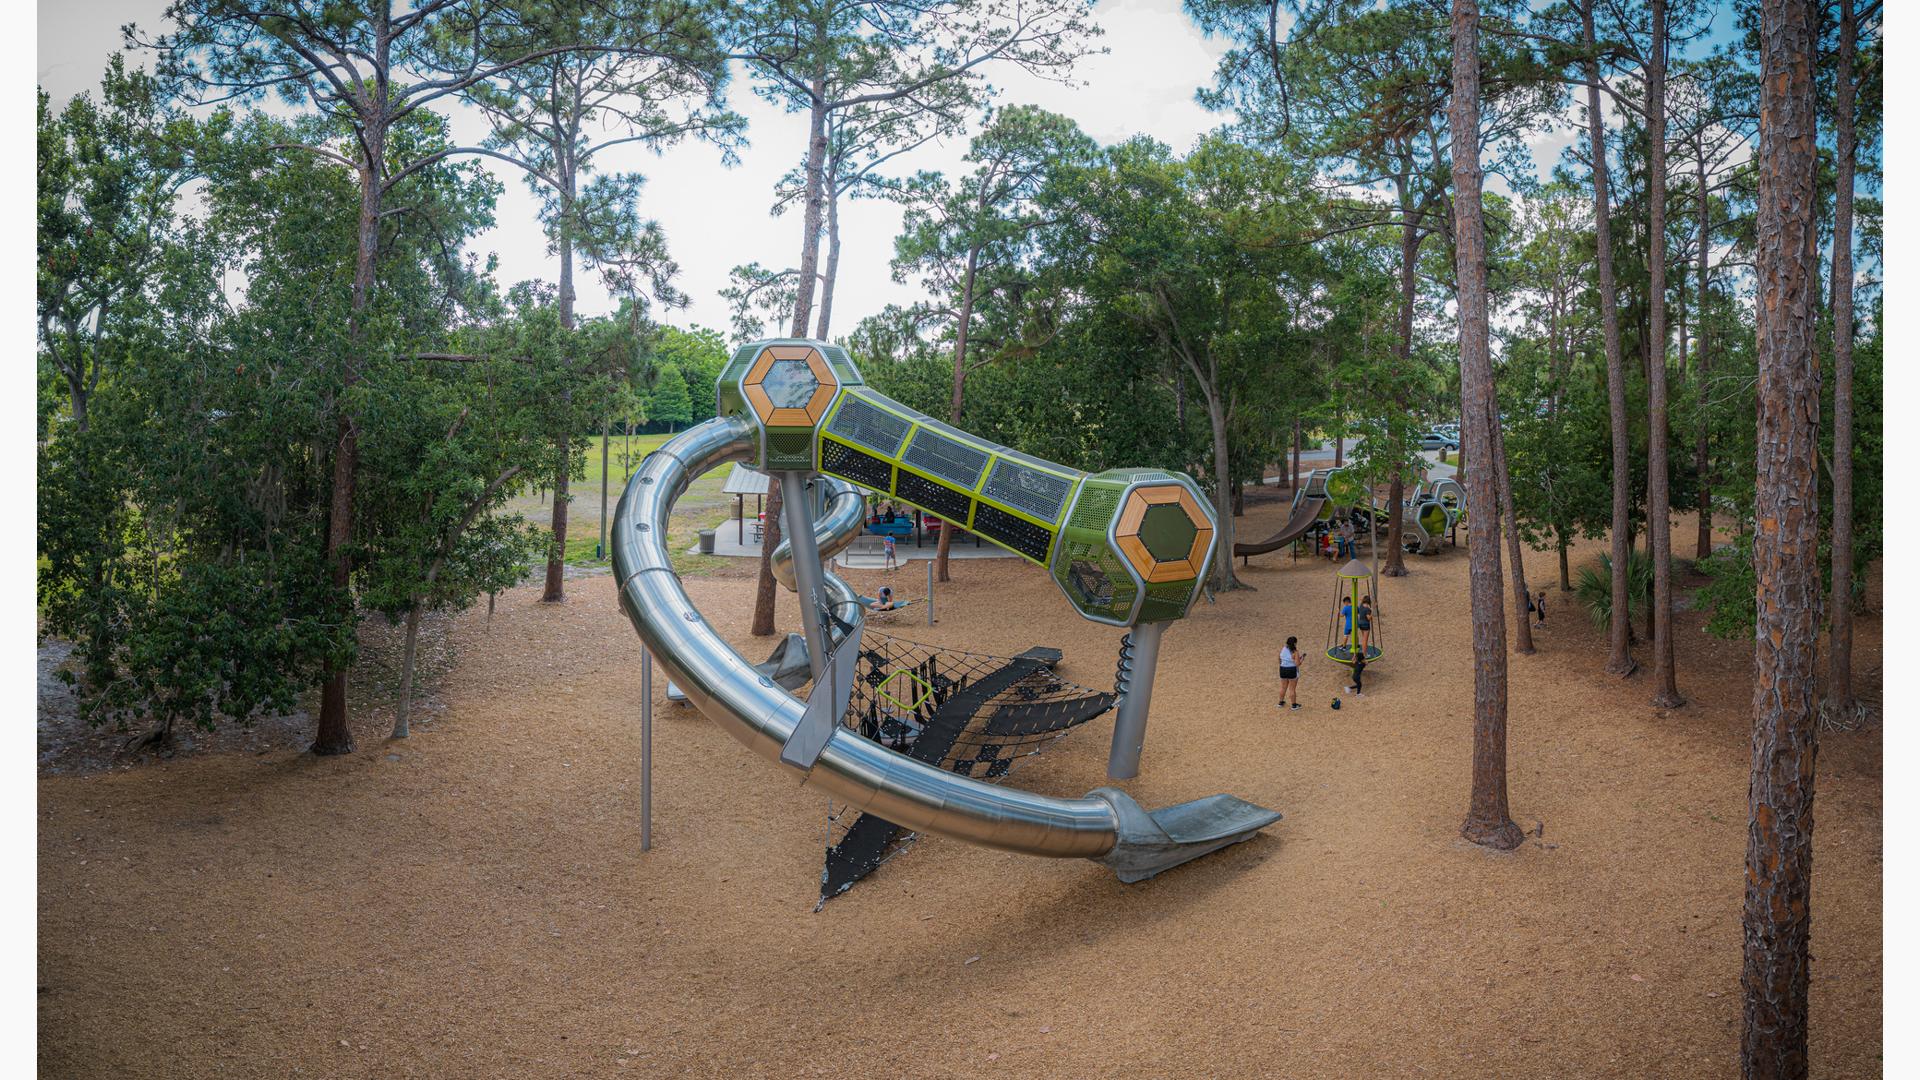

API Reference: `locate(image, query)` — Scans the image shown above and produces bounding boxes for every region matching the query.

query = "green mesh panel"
[1052,539,1137,622]
[765,431,816,469]
[1136,578,1199,623]
[825,393,912,456]
[1068,485,1123,533]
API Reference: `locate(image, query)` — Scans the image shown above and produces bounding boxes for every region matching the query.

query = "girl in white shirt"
[1278,636,1302,711]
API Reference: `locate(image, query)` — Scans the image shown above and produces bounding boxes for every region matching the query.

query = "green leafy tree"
[647,363,694,431]
[38,55,197,432]
[145,0,703,753]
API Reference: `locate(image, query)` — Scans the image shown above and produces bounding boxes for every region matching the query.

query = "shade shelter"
[722,463,773,544]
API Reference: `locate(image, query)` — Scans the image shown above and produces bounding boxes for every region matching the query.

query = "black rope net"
[814,627,1114,906]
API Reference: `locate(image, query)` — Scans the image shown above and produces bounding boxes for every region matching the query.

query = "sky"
[38,0,1238,338]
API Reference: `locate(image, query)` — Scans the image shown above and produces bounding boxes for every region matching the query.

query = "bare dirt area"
[37,495,1881,1078]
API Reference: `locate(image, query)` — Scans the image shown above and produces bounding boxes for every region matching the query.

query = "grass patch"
[510,429,748,581]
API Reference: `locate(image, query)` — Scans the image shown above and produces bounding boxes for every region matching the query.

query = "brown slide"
[1232,495,1327,558]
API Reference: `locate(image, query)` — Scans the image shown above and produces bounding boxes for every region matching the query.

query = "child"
[1347,650,1367,696]
[868,586,898,611]
[1339,598,1354,645]
[1534,590,1547,625]
[1278,636,1302,711]
[882,533,898,571]
[1357,594,1373,651]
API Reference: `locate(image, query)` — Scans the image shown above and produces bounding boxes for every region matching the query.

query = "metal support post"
[1107,620,1167,780]
[778,471,832,681]
[640,643,653,851]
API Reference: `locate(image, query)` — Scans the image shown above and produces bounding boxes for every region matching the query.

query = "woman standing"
[1279,636,1303,711]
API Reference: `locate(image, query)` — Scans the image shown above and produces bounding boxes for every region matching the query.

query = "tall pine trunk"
[751,475,784,636]
[1489,407,1533,654]
[1450,0,1521,851]
[543,184,578,603]
[815,183,841,339]
[1646,0,1683,706]
[1583,1,1636,677]
[790,83,829,337]
[1742,1,1821,1072]
[1203,386,1243,591]
[1291,418,1302,492]
[314,124,387,758]
[1383,207,1421,577]
[1825,0,1859,724]
[1696,151,1715,560]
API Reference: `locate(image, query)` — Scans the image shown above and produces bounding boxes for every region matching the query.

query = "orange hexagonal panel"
[1114,484,1213,583]
[742,344,838,427]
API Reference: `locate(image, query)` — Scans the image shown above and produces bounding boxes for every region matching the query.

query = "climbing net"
[816,628,1115,905]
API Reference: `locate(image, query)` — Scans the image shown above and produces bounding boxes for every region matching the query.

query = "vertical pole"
[1108,620,1167,780]
[927,558,935,625]
[640,643,652,852]
[778,471,831,681]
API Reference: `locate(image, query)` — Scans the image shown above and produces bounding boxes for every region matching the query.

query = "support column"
[1108,620,1167,780]
[640,643,652,851]
[778,470,832,681]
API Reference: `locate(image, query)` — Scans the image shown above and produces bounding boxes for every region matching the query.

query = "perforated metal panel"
[901,428,990,489]
[897,470,973,523]
[765,431,816,469]
[971,504,1053,564]
[981,459,1074,524]
[1068,484,1124,533]
[820,438,894,491]
[826,393,912,456]
[1055,539,1138,618]
[1136,578,1199,623]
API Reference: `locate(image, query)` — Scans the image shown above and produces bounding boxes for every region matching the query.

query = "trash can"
[698,528,716,555]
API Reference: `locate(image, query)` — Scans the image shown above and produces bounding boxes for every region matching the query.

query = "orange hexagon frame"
[742,344,837,427]
[1114,484,1213,584]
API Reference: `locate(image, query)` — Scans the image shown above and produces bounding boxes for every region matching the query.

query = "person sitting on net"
[867,586,900,611]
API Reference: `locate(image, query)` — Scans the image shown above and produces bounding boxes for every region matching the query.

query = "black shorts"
[1279,666,1299,680]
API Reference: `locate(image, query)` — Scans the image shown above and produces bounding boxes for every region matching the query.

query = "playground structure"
[1327,559,1383,666]
[1400,477,1467,555]
[611,339,1280,891]
[1234,466,1379,562]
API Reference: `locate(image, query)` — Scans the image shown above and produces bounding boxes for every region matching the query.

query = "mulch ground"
[37,493,1882,1078]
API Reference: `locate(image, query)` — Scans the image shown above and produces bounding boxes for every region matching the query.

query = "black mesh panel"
[819,439,894,491]
[896,470,973,523]
[972,503,1053,563]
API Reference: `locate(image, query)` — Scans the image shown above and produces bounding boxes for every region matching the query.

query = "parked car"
[1419,432,1460,451]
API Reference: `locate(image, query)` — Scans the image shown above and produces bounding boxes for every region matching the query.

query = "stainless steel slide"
[610,415,1280,879]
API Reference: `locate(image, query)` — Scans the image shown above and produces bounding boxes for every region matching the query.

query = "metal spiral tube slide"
[611,415,1281,881]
